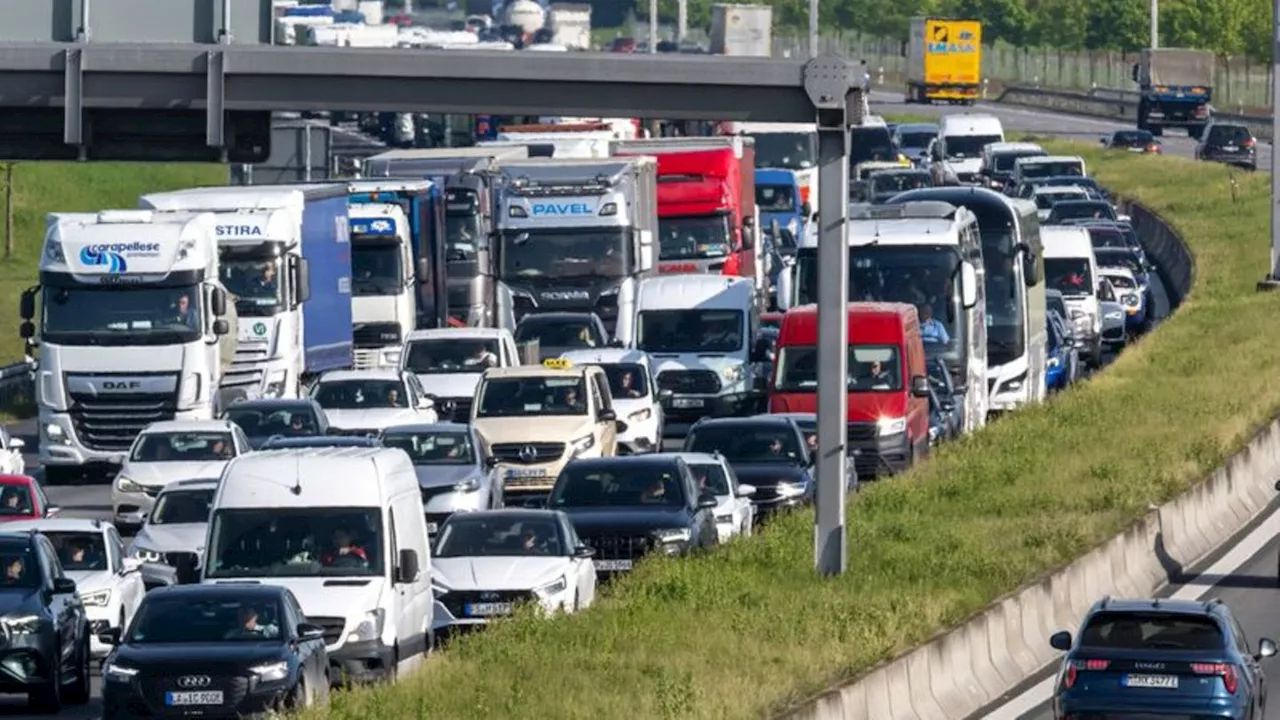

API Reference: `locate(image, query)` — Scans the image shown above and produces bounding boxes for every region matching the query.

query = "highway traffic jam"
[0,104,1166,718]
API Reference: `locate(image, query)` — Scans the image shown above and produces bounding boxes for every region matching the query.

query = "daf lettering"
[102,381,141,391]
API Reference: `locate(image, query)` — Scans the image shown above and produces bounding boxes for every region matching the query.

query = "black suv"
[547,455,718,580]
[682,416,821,521]
[0,530,91,712]
[1196,122,1258,171]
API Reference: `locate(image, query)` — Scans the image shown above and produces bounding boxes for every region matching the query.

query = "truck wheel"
[1188,123,1205,140]
[1149,124,1163,137]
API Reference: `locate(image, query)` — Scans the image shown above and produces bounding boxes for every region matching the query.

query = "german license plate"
[672,398,704,409]
[1122,674,1178,689]
[505,467,546,479]
[464,602,513,617]
[594,559,633,572]
[1224,145,1238,151]
[166,691,224,706]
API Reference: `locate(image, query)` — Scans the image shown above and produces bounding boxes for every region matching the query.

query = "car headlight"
[382,349,402,366]
[775,481,808,497]
[2,614,42,634]
[453,476,481,493]
[115,475,142,494]
[714,514,733,524]
[431,579,450,596]
[1070,310,1085,320]
[43,423,70,446]
[652,528,691,544]
[720,364,745,383]
[876,417,906,436]
[1122,294,1138,305]
[534,575,567,598]
[1047,356,1060,368]
[347,609,384,644]
[570,434,595,455]
[250,660,290,683]
[627,408,652,423]
[130,546,163,563]
[103,661,138,683]
[80,589,111,608]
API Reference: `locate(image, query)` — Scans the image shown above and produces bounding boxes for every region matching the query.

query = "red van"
[768,302,932,479]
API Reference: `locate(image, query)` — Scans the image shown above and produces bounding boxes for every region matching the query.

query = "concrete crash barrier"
[779,196,1280,720]
[995,85,1273,142]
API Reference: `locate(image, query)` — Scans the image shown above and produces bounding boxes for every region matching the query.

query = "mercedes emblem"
[518,445,538,462]
[177,675,212,689]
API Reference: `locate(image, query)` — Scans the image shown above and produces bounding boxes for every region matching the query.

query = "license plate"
[672,398,705,409]
[1224,145,1238,151]
[594,559,633,571]
[1122,674,1179,689]
[505,468,546,479]
[464,602,513,617]
[166,691,224,706]
[426,522,438,534]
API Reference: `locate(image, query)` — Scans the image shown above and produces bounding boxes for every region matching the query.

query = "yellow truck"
[906,18,982,105]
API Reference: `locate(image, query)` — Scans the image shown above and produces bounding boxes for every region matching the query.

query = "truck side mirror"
[959,261,978,309]
[211,287,227,317]
[213,319,230,336]
[18,322,34,340]
[18,289,35,320]
[769,218,781,243]
[293,257,312,305]
[776,266,794,311]
[741,217,755,251]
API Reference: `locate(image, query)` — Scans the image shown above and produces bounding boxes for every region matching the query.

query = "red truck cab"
[768,302,931,479]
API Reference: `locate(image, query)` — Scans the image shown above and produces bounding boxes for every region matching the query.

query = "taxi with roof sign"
[471,358,625,506]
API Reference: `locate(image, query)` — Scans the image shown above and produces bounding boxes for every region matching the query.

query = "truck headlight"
[876,417,906,436]
[80,589,111,608]
[249,660,289,683]
[382,349,402,366]
[453,476,481,493]
[627,408,652,423]
[346,609,384,644]
[534,575,567,598]
[570,434,595,455]
[264,371,287,398]
[43,423,70,446]
[720,364,744,383]
[115,475,142,494]
[714,514,733,524]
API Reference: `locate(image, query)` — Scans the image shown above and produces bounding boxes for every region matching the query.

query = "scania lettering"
[611,137,763,308]
[139,185,354,400]
[362,146,530,330]
[496,157,658,338]
[886,187,1048,417]
[725,122,819,219]
[347,179,451,368]
[778,201,988,433]
[22,210,232,483]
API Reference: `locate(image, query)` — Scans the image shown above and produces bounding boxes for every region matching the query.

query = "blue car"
[1051,597,1274,719]
[1045,317,1071,391]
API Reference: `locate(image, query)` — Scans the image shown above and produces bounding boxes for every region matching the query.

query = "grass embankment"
[301,142,1275,720]
[0,163,226,415]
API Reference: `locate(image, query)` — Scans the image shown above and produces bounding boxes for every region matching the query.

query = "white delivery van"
[935,114,1005,184]
[201,447,434,685]
[1042,226,1103,367]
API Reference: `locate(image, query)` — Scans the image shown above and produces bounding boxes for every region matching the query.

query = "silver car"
[378,422,497,535]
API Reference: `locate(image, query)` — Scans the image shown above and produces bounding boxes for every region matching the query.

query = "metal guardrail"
[0,361,35,419]
[995,85,1274,141]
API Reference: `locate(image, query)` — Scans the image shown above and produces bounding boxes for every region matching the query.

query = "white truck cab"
[400,327,525,423]
[628,275,767,424]
[1042,226,1103,368]
[201,447,435,684]
[559,348,667,454]
[349,203,416,370]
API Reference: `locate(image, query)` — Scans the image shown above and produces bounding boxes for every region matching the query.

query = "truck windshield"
[756,184,796,212]
[475,376,588,418]
[445,212,483,262]
[500,229,632,279]
[944,134,1003,159]
[42,284,203,346]
[220,256,284,316]
[351,239,404,296]
[748,132,817,170]
[1046,258,1094,297]
[657,215,732,261]
[851,126,897,164]
[1020,160,1084,179]
[896,130,935,150]
[775,344,903,392]
[637,309,744,353]
[205,507,384,579]
[795,245,965,363]
[403,338,501,374]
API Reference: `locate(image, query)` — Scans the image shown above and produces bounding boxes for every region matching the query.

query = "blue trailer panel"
[302,194,354,373]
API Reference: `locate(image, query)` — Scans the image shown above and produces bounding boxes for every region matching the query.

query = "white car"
[6,518,145,658]
[0,425,24,475]
[127,477,218,582]
[1031,185,1090,222]
[669,452,756,543]
[560,348,666,453]
[310,368,439,435]
[432,509,597,631]
[111,420,247,531]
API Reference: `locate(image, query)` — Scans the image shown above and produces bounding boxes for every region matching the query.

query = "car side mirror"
[396,548,420,584]
[120,557,143,575]
[297,622,326,641]
[736,483,756,497]
[6,438,23,450]
[1049,630,1073,651]
[598,409,617,422]
[18,322,34,341]
[572,545,595,559]
[98,627,121,647]
[658,388,673,402]
[910,375,930,398]
[485,455,500,468]
[1258,638,1278,659]
[45,505,61,518]
[418,393,436,410]
[959,261,978,309]
[52,577,76,594]
[697,493,718,509]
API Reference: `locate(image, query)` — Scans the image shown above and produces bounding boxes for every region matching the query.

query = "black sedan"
[99,584,330,719]
[222,398,330,449]
[682,415,818,521]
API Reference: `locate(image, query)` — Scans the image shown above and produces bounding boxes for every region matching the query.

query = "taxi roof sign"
[542,357,574,369]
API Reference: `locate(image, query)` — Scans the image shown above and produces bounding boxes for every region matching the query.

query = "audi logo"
[518,445,538,462]
[177,675,212,688]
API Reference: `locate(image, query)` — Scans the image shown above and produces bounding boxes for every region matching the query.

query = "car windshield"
[0,544,40,589]
[1034,191,1084,210]
[151,488,216,525]
[870,172,931,195]
[636,309,744,353]
[445,212,484,262]
[221,258,283,315]
[381,430,475,465]
[1046,258,1094,297]
[0,485,33,516]
[1080,612,1223,651]
[850,126,897,164]
[1103,273,1136,290]
[476,376,587,417]
[684,424,803,464]
[597,363,649,399]
[225,406,319,439]
[993,151,1045,172]
[41,284,207,346]
[500,229,632,280]
[44,531,108,572]
[313,379,408,409]
[1020,160,1085,178]
[403,338,501,374]
[748,131,817,170]
[127,596,285,644]
[350,240,405,297]
[131,432,233,462]
[549,464,689,508]
[1096,251,1143,275]
[435,515,564,557]
[1110,130,1153,147]
[896,130,935,150]
[687,462,730,496]
[944,134,1002,159]
[205,508,384,578]
[1086,228,1129,249]
[1049,202,1115,222]
[775,345,903,392]
[514,318,603,350]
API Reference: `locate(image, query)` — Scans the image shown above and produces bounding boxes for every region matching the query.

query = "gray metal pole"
[813,102,851,577]
[220,0,233,43]
[78,0,91,41]
[649,0,659,52]
[808,0,819,58]
[676,0,687,45]
[1149,0,1158,48]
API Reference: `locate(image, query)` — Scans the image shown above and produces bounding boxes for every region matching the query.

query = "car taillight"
[1083,659,1110,670]
[1191,662,1238,694]
[1146,144,1160,153]
[799,184,811,206]
[1242,139,1256,148]
[1064,664,1078,689]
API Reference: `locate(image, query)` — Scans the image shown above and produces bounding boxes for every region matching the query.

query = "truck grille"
[308,616,347,646]
[846,423,906,479]
[491,442,565,464]
[353,323,401,347]
[440,589,533,619]
[221,339,270,390]
[657,370,721,395]
[580,533,652,561]
[69,387,178,452]
[353,348,384,370]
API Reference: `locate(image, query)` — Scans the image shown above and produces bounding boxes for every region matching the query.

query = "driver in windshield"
[768,437,786,456]
[289,414,313,434]
[252,264,278,296]
[386,388,402,407]
[617,371,643,398]
[321,528,369,567]
[3,558,24,584]
[173,293,198,329]
[561,387,586,413]
[224,606,279,640]
[63,540,100,569]
[464,343,498,368]
[520,525,550,554]
[639,477,668,503]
